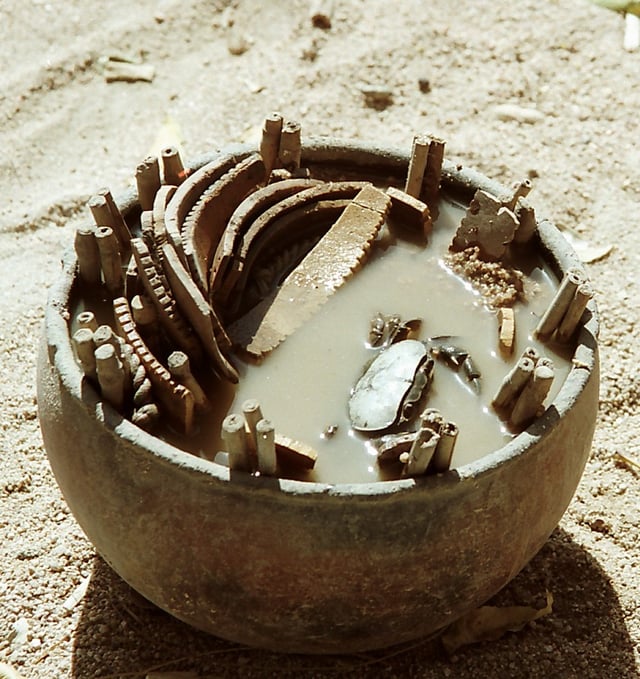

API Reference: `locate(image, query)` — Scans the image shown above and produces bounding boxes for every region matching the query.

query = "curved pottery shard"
[228,184,391,358]
[182,154,266,293]
[349,339,429,432]
[160,243,238,383]
[209,178,320,304]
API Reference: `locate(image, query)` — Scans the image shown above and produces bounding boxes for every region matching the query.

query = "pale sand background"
[0,1,638,676]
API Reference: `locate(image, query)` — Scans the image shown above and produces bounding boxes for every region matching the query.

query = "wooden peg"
[279,120,302,171]
[167,351,209,411]
[404,134,430,199]
[72,328,97,380]
[535,268,585,340]
[136,156,161,211]
[74,226,101,286]
[510,361,555,429]
[260,112,283,179]
[161,146,186,186]
[76,310,98,332]
[95,226,124,296]
[256,419,277,476]
[95,343,125,411]
[222,414,251,472]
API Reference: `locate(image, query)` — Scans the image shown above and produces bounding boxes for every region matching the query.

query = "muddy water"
[213,200,571,484]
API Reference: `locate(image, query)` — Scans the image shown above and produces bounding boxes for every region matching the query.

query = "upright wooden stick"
[136,156,161,211]
[95,343,125,411]
[222,414,251,472]
[256,419,277,476]
[404,135,430,199]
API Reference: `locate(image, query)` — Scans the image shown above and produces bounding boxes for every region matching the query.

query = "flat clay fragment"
[228,185,391,358]
[386,186,432,236]
[451,189,519,261]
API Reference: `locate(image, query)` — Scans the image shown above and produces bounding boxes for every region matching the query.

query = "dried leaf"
[614,451,640,473]
[560,231,613,264]
[441,591,553,654]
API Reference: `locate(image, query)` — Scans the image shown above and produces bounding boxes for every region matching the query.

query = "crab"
[429,339,482,393]
[368,312,422,348]
[348,339,435,433]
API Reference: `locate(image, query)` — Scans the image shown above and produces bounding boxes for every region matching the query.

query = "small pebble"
[418,77,431,93]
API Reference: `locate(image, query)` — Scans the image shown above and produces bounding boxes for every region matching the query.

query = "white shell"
[348,339,428,432]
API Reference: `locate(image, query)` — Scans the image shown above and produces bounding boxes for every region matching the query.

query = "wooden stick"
[423,136,445,214]
[279,120,302,171]
[131,403,160,431]
[95,226,124,296]
[93,323,130,381]
[161,146,186,186]
[404,134,430,199]
[260,112,283,179]
[556,283,593,343]
[510,362,555,428]
[72,328,97,380]
[222,414,251,472]
[125,257,138,299]
[76,310,98,332]
[74,226,101,286]
[93,323,118,350]
[88,194,130,250]
[498,307,515,356]
[535,268,585,340]
[503,179,532,212]
[492,356,535,410]
[96,187,131,246]
[95,343,125,411]
[255,419,277,476]
[136,156,161,211]
[431,421,458,473]
[131,293,157,326]
[167,351,209,411]
[131,293,161,355]
[404,428,439,476]
[242,399,263,445]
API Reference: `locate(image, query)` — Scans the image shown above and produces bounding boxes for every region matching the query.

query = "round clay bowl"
[37,139,599,654]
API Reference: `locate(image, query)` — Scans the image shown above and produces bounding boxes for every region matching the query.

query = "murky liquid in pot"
[203,200,571,484]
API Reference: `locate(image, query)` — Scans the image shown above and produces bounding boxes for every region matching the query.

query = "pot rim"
[43,137,599,498]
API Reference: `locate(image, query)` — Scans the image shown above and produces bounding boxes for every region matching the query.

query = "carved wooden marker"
[113,296,195,434]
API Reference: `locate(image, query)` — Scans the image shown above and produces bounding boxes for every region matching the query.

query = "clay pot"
[37,140,599,654]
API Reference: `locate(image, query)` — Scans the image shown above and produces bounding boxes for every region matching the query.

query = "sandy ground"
[1,0,639,677]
